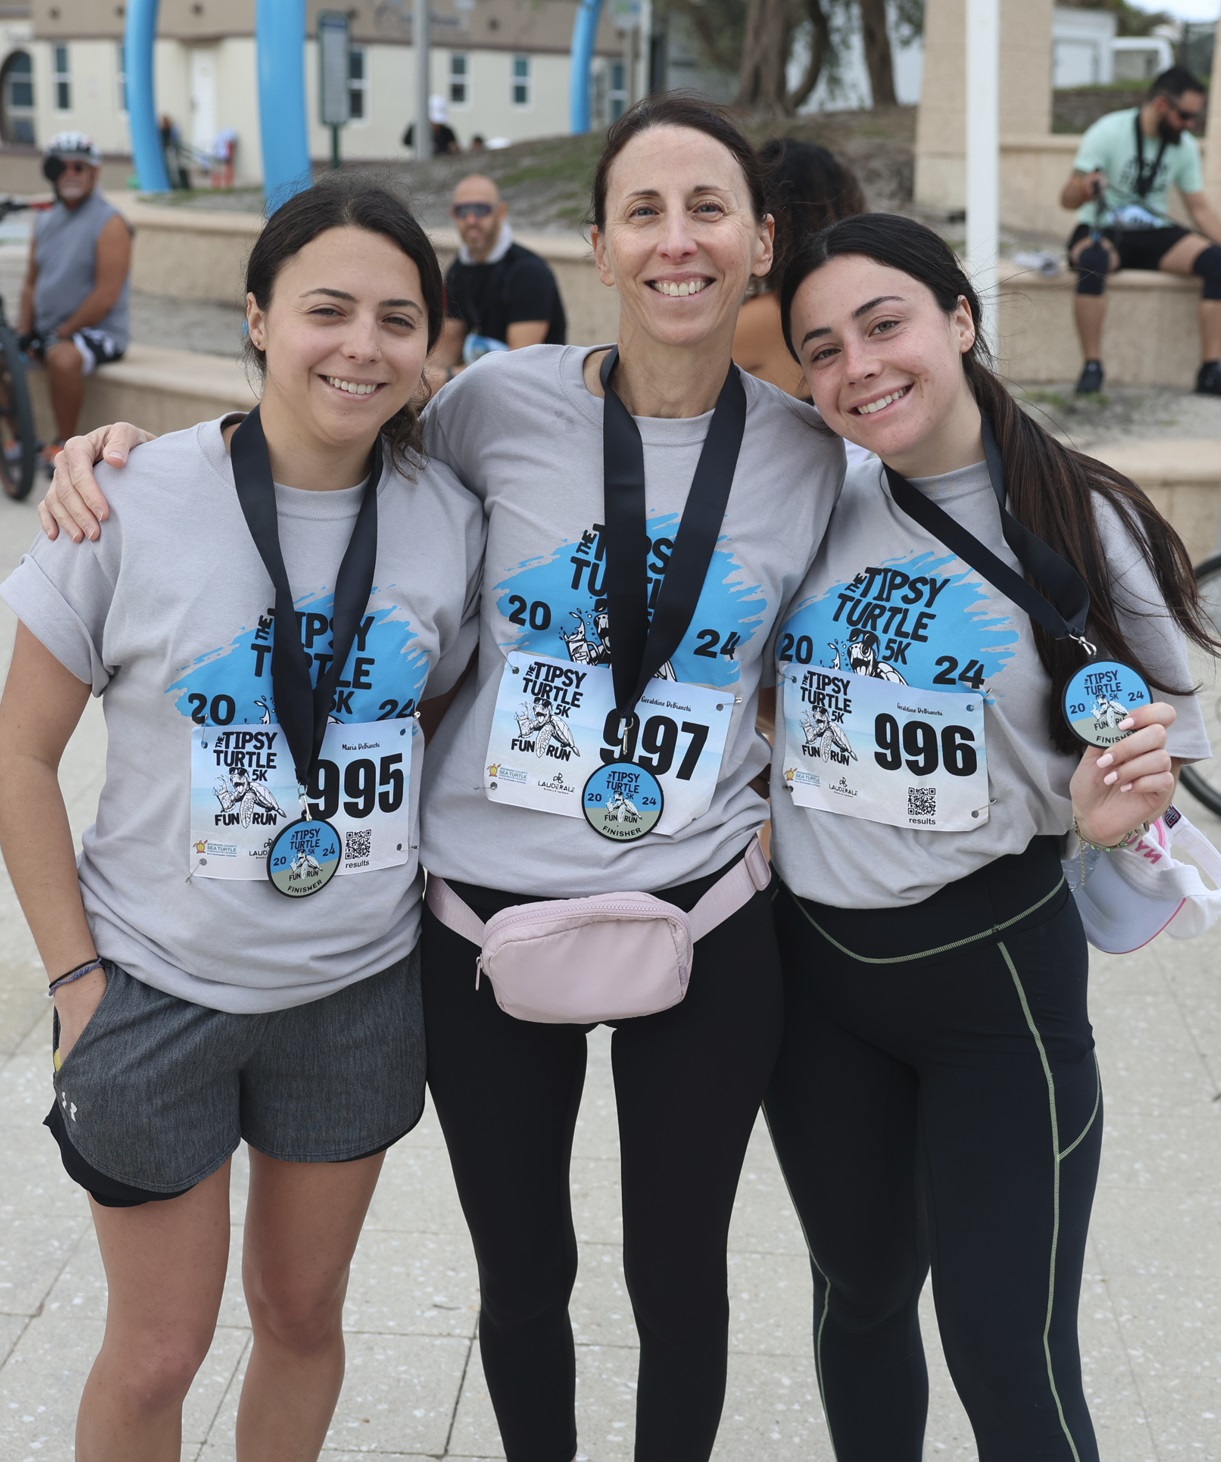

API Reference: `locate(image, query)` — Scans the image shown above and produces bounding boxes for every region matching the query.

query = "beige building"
[0,0,628,184]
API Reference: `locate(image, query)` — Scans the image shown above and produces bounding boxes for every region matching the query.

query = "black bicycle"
[0,196,40,501]
[1180,551,1221,816]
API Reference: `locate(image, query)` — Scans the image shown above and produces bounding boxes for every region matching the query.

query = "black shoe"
[1196,361,1221,395]
[1075,360,1105,395]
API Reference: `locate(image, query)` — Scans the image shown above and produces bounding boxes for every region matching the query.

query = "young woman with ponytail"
[764,213,1215,1461]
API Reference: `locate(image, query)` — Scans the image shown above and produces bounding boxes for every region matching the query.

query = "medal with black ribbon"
[230,406,382,895]
[881,418,1150,749]
[581,347,747,840]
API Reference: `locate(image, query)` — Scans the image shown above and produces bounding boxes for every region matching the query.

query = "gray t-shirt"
[1,418,483,1012]
[33,191,131,347]
[769,456,1210,909]
[419,344,844,895]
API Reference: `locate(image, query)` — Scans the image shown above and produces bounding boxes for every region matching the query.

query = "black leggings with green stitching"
[765,837,1102,1462]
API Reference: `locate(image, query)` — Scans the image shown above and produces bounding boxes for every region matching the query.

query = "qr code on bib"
[907,787,936,818]
[344,829,372,863]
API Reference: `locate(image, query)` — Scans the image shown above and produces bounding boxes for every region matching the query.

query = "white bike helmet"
[43,131,103,170]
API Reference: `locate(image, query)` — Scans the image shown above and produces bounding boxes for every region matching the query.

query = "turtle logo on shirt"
[829,630,908,685]
[559,607,676,680]
[496,513,766,689]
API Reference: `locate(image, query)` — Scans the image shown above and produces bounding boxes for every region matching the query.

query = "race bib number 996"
[779,664,990,832]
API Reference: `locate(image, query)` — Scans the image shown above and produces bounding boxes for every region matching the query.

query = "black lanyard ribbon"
[1133,111,1168,200]
[230,406,382,798]
[881,418,1095,652]
[599,346,747,734]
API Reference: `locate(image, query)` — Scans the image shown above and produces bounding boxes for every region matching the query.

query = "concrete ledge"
[28,342,256,444]
[997,262,1205,389]
[119,201,622,343]
[1089,438,1221,563]
[124,202,1217,387]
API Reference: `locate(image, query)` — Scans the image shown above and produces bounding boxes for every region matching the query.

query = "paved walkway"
[1,488,1220,1460]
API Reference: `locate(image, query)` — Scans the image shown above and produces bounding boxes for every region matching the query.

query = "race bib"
[189,719,415,879]
[778,664,990,832]
[485,652,733,835]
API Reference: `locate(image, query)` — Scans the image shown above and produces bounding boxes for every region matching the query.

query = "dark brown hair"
[1150,65,1204,103]
[758,137,866,287]
[779,212,1218,752]
[590,91,767,232]
[245,175,443,475]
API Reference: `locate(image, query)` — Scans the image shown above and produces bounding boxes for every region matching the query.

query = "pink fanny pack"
[425,835,772,1024]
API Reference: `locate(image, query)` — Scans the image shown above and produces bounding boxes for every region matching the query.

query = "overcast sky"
[1128,0,1219,20]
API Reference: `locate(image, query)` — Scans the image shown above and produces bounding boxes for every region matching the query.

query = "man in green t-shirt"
[1061,66,1221,396]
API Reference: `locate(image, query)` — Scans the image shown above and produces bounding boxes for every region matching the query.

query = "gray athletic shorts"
[46,947,424,1203]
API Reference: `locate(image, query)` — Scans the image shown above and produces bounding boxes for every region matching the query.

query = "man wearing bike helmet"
[18,132,132,465]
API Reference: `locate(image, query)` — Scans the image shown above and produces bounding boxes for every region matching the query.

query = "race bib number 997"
[485,652,733,835]
[779,664,990,832]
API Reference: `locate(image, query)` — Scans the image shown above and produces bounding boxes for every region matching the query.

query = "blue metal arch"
[125,0,170,192]
[257,0,312,207]
[570,0,604,134]
[125,0,312,208]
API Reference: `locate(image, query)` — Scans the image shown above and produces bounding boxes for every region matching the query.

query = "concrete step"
[28,341,256,444]
[997,261,1208,390]
[1089,437,1221,562]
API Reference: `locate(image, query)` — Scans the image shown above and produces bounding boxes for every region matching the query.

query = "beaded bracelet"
[1073,816,1151,853]
[47,957,103,997]
[1071,816,1151,888]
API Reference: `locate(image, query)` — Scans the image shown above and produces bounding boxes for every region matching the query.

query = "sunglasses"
[58,160,93,173]
[1170,101,1203,123]
[452,201,494,220]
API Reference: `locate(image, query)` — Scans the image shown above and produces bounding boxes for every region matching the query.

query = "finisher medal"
[1063,659,1152,748]
[582,762,664,841]
[267,817,342,897]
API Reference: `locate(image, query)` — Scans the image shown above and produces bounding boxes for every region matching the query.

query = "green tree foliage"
[1067,0,1176,38]
[657,0,921,116]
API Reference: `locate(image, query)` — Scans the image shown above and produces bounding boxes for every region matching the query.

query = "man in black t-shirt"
[432,175,566,380]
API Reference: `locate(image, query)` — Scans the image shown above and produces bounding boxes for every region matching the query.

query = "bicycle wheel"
[0,324,37,500]
[1180,552,1221,817]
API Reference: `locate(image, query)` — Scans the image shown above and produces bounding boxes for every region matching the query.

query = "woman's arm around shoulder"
[38,422,158,543]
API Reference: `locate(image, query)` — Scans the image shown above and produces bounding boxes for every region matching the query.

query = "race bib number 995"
[779,664,990,832]
[189,720,415,878]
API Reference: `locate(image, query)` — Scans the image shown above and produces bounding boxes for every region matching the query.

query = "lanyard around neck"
[230,406,382,793]
[1133,111,1168,200]
[881,418,1094,653]
[598,346,747,729]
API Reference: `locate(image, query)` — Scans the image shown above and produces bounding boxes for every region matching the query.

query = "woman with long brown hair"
[764,212,1214,1461]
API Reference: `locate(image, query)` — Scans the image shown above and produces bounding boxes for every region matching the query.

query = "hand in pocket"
[54,965,109,1067]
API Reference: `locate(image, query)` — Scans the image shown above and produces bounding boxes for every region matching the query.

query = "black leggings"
[422,857,784,1462]
[765,839,1102,1462]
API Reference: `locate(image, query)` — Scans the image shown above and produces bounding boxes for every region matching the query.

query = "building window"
[449,52,468,107]
[0,50,34,144]
[348,45,368,121]
[511,54,530,107]
[53,43,71,111]
[608,60,627,122]
[116,41,127,112]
